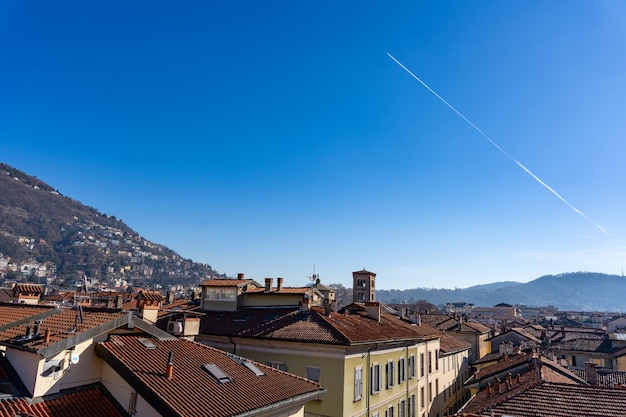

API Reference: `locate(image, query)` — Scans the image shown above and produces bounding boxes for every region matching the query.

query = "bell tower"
[352,269,376,303]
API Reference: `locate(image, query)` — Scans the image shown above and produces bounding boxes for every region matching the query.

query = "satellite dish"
[70,353,80,365]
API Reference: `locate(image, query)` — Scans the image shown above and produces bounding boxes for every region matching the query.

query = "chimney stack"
[264,278,273,293]
[44,328,51,343]
[364,302,381,323]
[237,273,245,280]
[494,378,501,393]
[165,351,174,381]
[277,277,283,292]
[585,362,598,386]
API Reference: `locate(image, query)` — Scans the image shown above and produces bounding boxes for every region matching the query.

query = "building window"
[428,351,432,374]
[428,382,432,402]
[420,386,425,409]
[399,400,406,417]
[420,353,425,377]
[386,405,394,417]
[386,360,395,388]
[305,366,321,384]
[435,349,439,371]
[409,355,416,378]
[398,357,406,383]
[436,379,439,397]
[409,394,416,417]
[265,361,287,371]
[354,366,363,401]
[371,363,382,394]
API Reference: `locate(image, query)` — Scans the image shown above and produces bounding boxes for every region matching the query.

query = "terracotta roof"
[0,305,129,356]
[459,378,626,417]
[421,314,491,334]
[569,367,626,387]
[439,333,471,354]
[135,290,164,302]
[199,279,257,287]
[352,269,376,275]
[199,305,441,345]
[13,284,43,294]
[246,287,315,294]
[96,335,324,417]
[0,385,124,417]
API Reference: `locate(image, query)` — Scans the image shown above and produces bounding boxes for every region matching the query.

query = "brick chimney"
[277,277,283,292]
[44,328,50,343]
[494,378,500,393]
[585,362,598,386]
[237,273,245,280]
[264,278,273,293]
[165,351,174,381]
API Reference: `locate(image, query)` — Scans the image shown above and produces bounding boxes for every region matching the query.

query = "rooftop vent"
[203,363,231,383]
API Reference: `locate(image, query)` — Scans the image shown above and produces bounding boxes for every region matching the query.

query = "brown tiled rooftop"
[96,335,324,417]
[0,385,124,417]
[199,279,256,287]
[0,306,128,354]
[199,304,441,345]
[460,380,626,417]
[440,333,471,354]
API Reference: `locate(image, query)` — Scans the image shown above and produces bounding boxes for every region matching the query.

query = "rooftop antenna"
[72,275,88,325]
[306,264,318,282]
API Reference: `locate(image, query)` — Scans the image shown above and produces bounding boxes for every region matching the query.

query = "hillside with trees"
[0,162,222,289]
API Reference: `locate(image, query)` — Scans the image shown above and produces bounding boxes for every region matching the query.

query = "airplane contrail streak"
[387,52,612,238]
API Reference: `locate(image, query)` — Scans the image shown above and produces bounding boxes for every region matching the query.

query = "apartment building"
[193,270,471,417]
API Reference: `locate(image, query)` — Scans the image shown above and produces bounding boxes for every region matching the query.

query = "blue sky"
[2,1,626,290]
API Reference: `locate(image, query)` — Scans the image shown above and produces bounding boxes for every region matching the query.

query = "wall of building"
[101,361,161,417]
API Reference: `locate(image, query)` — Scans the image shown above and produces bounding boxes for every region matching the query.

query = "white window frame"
[354,366,363,401]
[386,360,395,388]
[371,363,382,394]
[305,365,321,384]
[408,354,416,378]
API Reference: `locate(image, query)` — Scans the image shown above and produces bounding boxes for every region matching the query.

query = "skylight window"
[138,338,157,350]
[203,363,231,383]
[243,360,265,376]
[227,352,265,376]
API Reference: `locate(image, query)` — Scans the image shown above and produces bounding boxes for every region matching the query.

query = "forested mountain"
[377,272,626,312]
[0,162,221,288]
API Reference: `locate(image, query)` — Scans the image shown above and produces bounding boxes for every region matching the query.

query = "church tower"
[352,269,376,303]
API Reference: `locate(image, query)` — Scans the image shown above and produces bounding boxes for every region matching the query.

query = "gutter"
[232,389,326,417]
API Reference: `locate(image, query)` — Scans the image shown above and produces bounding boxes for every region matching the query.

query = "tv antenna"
[306,264,319,282]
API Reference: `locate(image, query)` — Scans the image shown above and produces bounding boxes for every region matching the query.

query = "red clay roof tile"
[96,335,324,417]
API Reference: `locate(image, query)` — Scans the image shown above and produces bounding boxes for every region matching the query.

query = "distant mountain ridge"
[0,162,221,288]
[377,272,626,312]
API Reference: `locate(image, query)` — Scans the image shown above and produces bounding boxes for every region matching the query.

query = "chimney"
[300,294,310,311]
[516,373,521,383]
[115,295,123,309]
[487,382,493,397]
[25,324,33,338]
[264,278,273,293]
[505,372,512,384]
[165,351,174,381]
[585,362,598,386]
[494,378,500,393]
[364,302,381,323]
[166,290,175,304]
[237,273,245,280]
[44,328,51,343]
[277,277,283,292]
[34,320,42,336]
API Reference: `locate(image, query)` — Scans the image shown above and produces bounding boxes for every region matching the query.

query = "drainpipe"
[366,343,378,417]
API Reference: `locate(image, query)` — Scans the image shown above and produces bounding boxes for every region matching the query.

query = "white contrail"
[387,52,612,238]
